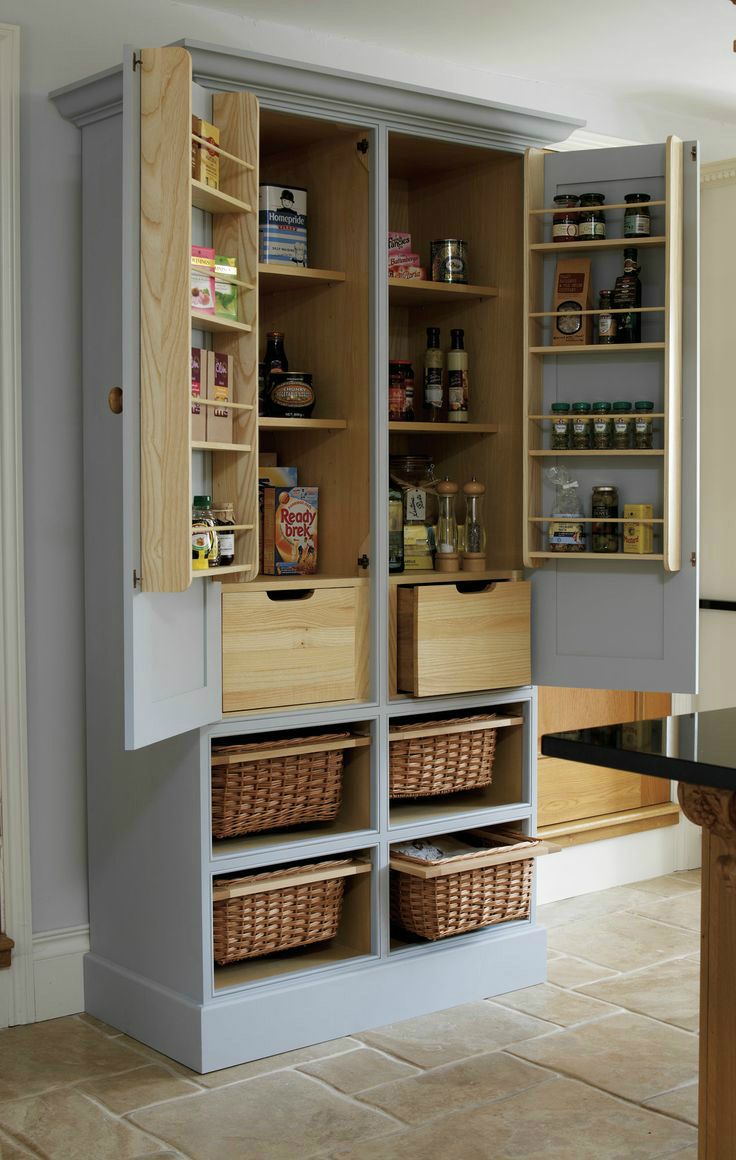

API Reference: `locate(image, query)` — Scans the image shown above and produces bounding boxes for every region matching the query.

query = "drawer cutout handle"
[265,588,315,602]
[455,581,497,595]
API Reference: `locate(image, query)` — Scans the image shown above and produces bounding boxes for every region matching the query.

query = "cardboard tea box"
[191,347,206,441]
[205,351,233,444]
[191,116,220,188]
[552,258,592,346]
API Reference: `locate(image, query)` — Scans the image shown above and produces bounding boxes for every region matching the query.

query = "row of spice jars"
[553,193,652,242]
[551,401,655,451]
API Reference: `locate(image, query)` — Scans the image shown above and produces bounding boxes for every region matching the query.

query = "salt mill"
[435,478,459,572]
[462,477,487,571]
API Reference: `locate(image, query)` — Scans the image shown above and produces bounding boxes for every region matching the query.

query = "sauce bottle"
[447,328,469,422]
[423,327,444,421]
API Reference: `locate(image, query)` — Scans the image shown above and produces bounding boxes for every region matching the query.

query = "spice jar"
[578,193,606,241]
[612,401,633,449]
[571,401,592,450]
[634,400,654,449]
[211,501,235,567]
[551,402,572,450]
[592,401,613,450]
[462,477,487,571]
[624,193,651,239]
[592,485,619,553]
[435,478,460,572]
[552,194,580,243]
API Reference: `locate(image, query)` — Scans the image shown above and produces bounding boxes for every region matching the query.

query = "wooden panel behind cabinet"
[140,47,192,593]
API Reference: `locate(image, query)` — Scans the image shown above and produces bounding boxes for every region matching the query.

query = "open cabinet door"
[525,140,699,693]
[122,46,219,749]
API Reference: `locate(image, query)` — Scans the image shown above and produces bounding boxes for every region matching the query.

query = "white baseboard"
[32,925,89,1022]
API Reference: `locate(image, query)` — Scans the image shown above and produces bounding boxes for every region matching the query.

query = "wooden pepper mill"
[434,477,460,572]
[461,477,487,571]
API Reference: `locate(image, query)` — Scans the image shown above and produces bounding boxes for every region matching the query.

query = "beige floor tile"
[76,1012,125,1037]
[0,1131,35,1158]
[538,885,658,929]
[195,1038,360,1088]
[359,1050,547,1125]
[578,959,700,1032]
[661,1148,698,1159]
[645,1082,698,1127]
[110,1038,200,1081]
[685,953,700,964]
[629,875,701,899]
[506,1011,697,1102]
[130,1070,396,1160]
[328,1075,696,1159]
[548,912,699,972]
[77,1064,200,1113]
[0,1018,149,1102]
[298,1047,418,1094]
[491,984,619,1027]
[546,954,619,990]
[0,1089,164,1159]
[632,892,702,933]
[357,1001,554,1068]
[668,870,701,886]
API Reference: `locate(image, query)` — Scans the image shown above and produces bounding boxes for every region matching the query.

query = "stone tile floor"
[0,870,701,1158]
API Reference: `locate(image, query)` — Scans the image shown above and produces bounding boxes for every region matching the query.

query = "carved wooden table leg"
[679,784,736,1160]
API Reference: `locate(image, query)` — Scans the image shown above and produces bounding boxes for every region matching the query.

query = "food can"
[258,185,308,266]
[265,371,315,418]
[431,239,468,284]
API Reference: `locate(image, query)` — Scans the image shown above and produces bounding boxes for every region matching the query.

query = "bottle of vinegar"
[447,328,469,422]
[423,327,444,421]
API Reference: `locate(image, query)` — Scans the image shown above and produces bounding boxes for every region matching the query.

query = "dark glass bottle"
[613,249,641,344]
[263,331,289,375]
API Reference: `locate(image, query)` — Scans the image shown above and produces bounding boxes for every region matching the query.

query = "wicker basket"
[390,831,539,941]
[389,715,497,799]
[213,859,353,966]
[211,733,350,838]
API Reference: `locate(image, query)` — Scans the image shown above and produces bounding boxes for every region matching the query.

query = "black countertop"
[541,707,736,792]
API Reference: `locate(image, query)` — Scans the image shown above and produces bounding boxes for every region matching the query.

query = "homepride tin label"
[259,185,308,266]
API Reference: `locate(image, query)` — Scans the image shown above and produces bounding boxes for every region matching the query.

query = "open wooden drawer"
[222,583,369,713]
[397,580,531,697]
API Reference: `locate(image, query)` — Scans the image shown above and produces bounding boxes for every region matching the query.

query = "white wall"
[10,0,728,939]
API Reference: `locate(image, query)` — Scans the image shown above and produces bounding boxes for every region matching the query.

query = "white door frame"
[0,23,35,1025]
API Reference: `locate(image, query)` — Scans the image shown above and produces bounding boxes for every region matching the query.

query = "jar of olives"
[571,401,592,449]
[551,402,572,449]
[635,400,654,449]
[592,401,613,449]
[592,485,619,553]
[612,401,633,449]
[578,193,606,241]
[624,193,651,239]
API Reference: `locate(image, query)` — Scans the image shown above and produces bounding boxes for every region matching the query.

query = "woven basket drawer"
[389,715,497,799]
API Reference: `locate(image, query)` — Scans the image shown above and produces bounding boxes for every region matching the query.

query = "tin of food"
[431,239,468,284]
[265,371,316,418]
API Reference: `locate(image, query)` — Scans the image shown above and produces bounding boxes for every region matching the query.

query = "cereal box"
[191,347,206,441]
[205,351,233,444]
[552,258,592,346]
[192,116,220,188]
[262,486,319,575]
[214,254,238,321]
[191,246,216,315]
[258,467,298,563]
[259,185,308,266]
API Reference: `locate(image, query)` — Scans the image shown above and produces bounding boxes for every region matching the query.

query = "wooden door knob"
[108,387,123,414]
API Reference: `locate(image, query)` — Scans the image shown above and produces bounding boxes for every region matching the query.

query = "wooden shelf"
[528,552,664,562]
[528,517,663,525]
[530,236,666,253]
[191,441,252,453]
[191,133,255,171]
[529,343,665,355]
[529,449,663,457]
[259,417,348,430]
[390,569,522,585]
[192,564,253,580]
[388,278,499,306]
[193,397,254,412]
[529,200,666,216]
[191,310,253,335]
[258,263,347,292]
[389,421,498,434]
[191,179,253,215]
[529,306,665,319]
[528,413,664,421]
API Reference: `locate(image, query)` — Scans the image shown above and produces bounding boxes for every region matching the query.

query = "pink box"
[388,231,411,255]
[388,251,421,269]
[389,264,426,281]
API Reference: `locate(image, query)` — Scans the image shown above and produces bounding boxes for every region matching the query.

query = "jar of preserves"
[552,194,580,243]
[624,193,651,238]
[592,401,613,450]
[551,402,571,450]
[388,360,405,422]
[635,400,654,449]
[578,193,606,241]
[211,501,235,567]
[571,401,592,450]
[592,485,619,553]
[612,401,633,449]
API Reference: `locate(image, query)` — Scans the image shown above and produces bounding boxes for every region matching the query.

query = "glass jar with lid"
[624,193,651,239]
[571,401,592,449]
[192,495,218,570]
[211,501,235,567]
[552,194,580,243]
[592,401,613,450]
[634,400,654,449]
[578,193,606,241]
[591,485,619,553]
[389,454,438,526]
[612,401,633,449]
[551,402,572,450]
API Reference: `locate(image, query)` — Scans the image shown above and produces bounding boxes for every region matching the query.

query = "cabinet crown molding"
[701,159,736,187]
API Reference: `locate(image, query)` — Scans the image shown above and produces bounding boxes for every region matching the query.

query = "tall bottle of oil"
[423,327,444,421]
[447,328,469,422]
[613,249,641,344]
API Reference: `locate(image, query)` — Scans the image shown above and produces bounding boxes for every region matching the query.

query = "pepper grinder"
[462,477,487,571]
[435,478,459,572]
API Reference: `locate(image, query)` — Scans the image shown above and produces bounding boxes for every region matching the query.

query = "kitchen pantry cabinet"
[52,41,699,1071]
